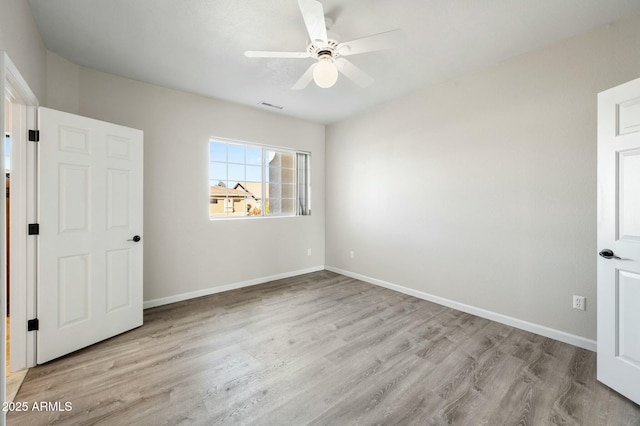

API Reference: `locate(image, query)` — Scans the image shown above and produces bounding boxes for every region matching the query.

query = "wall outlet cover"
[573,295,586,311]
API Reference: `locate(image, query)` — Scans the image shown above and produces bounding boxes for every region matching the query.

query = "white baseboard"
[143,265,325,309]
[325,265,597,352]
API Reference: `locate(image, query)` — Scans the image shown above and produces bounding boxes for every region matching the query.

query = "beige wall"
[325,14,640,341]
[45,51,79,114]
[46,55,325,302]
[0,0,46,101]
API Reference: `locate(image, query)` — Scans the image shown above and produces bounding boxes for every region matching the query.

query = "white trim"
[143,265,325,309]
[1,52,39,426]
[210,135,312,156]
[4,54,38,373]
[2,53,38,106]
[325,265,597,352]
[2,53,38,375]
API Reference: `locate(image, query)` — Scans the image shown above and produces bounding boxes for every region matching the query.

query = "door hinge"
[28,130,39,142]
[28,223,39,235]
[27,318,39,331]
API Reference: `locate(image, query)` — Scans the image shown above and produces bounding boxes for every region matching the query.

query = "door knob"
[128,235,141,242]
[599,249,620,259]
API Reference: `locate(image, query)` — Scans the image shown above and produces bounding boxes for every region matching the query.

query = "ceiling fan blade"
[298,0,328,46]
[335,58,374,87]
[292,63,317,90]
[245,51,311,59]
[337,29,402,56]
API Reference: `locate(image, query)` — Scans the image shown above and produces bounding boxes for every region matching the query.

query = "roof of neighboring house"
[210,183,261,200]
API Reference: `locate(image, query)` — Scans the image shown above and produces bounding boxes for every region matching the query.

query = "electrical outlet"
[307,248,312,256]
[573,295,586,311]
[349,250,355,259]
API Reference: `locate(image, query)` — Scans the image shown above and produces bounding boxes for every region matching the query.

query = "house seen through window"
[209,139,310,218]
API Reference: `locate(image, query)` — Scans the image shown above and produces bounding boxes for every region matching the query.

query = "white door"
[37,107,143,364]
[597,77,640,405]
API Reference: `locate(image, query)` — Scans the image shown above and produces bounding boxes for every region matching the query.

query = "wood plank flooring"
[6,317,29,403]
[8,270,640,425]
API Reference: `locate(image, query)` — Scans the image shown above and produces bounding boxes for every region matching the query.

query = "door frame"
[1,53,39,387]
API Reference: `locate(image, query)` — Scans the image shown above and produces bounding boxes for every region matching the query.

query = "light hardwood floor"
[6,317,29,403]
[8,271,640,425]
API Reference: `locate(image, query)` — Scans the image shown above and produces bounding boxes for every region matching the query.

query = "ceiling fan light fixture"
[246,0,399,90]
[313,55,338,88]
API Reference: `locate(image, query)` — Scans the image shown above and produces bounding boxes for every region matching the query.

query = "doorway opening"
[2,53,39,407]
[4,103,28,403]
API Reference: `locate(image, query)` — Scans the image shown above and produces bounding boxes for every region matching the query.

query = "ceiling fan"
[245,0,401,89]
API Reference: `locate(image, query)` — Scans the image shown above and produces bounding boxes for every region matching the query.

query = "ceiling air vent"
[258,101,283,110]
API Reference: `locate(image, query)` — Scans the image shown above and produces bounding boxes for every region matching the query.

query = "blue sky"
[209,141,264,186]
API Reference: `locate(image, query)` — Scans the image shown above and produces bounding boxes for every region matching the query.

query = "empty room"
[1,0,640,424]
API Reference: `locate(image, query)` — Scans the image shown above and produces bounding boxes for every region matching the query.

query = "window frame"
[208,137,311,220]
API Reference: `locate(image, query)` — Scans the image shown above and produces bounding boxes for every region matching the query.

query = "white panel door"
[38,107,143,364]
[597,77,640,405]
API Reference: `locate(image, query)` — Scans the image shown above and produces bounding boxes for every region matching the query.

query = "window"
[5,133,10,170]
[209,139,311,218]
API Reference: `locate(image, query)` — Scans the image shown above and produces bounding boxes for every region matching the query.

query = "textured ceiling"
[28,0,640,124]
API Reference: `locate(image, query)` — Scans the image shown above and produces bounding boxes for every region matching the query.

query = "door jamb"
[1,53,39,393]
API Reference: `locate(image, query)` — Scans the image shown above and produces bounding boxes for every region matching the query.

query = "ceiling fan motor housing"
[307,40,340,59]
